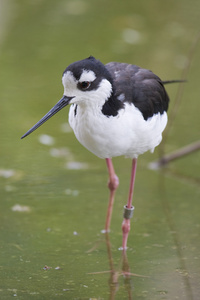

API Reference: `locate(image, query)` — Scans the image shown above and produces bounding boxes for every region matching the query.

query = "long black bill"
[21,95,73,139]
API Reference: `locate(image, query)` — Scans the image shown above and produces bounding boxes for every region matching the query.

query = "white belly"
[68,102,167,159]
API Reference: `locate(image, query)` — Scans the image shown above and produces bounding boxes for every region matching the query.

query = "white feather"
[79,70,96,82]
[67,79,167,159]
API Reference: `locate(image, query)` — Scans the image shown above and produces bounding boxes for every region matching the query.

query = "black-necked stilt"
[21,56,177,249]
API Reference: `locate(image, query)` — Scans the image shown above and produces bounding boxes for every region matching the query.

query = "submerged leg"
[104,158,119,232]
[122,158,137,250]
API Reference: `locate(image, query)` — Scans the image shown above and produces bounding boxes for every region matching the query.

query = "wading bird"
[21,56,179,250]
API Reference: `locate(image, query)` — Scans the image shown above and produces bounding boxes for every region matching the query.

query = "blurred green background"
[0,0,200,299]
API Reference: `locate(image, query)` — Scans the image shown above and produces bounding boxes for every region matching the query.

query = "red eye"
[78,81,91,90]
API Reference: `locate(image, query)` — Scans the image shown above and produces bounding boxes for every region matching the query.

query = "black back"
[105,62,169,120]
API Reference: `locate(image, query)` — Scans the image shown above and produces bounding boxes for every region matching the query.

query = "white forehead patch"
[62,71,77,96]
[79,69,96,82]
[62,71,76,85]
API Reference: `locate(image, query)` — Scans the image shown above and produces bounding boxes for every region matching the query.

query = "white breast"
[68,102,167,159]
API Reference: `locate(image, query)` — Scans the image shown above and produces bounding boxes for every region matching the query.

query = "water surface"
[0,0,200,299]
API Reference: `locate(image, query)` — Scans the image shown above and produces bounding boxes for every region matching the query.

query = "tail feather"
[162,79,187,85]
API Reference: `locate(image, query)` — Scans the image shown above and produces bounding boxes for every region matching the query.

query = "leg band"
[123,205,134,219]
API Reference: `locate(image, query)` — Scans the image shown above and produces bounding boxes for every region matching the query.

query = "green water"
[0,0,200,299]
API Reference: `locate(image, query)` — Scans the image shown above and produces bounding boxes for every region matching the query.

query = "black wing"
[105,62,169,120]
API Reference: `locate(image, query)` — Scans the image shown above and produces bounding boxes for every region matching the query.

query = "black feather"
[105,62,170,120]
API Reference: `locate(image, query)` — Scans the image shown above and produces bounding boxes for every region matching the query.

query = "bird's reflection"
[88,232,147,299]
[105,232,133,299]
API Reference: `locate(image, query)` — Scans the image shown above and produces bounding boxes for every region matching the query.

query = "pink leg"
[104,158,119,232]
[122,158,137,250]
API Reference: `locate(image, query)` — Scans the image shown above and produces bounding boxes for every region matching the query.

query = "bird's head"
[62,56,113,104]
[21,56,113,139]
